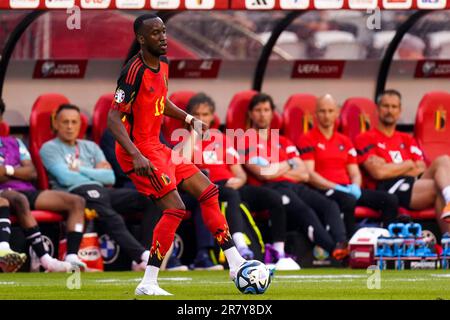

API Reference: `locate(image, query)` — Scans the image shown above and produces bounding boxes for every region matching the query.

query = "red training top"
[298,127,357,185]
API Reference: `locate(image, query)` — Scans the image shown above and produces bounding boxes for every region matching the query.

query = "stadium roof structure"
[1,2,449,102]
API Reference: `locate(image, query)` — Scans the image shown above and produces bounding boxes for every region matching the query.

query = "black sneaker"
[166,251,189,271]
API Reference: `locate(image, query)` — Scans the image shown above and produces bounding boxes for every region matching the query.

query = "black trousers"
[321,189,399,235]
[216,180,287,242]
[71,184,159,262]
[265,181,347,253]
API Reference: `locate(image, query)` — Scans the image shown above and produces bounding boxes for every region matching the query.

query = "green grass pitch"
[0,269,448,300]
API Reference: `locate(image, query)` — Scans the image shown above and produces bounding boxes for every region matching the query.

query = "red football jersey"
[112,53,169,152]
[355,128,424,165]
[299,127,357,185]
[238,132,300,185]
[355,128,424,189]
[193,130,238,183]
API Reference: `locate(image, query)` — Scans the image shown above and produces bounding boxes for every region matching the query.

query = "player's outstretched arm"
[164,98,190,121]
[165,99,208,135]
[107,109,157,177]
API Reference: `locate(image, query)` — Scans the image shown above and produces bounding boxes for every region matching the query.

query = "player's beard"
[380,115,396,126]
[147,45,163,57]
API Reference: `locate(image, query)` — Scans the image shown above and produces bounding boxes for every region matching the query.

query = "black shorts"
[18,190,42,210]
[377,176,415,209]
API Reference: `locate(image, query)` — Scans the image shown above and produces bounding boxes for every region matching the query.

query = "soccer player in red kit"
[298,94,399,235]
[107,14,246,296]
[355,89,450,234]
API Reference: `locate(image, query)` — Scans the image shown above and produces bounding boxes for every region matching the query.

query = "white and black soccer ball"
[234,260,272,294]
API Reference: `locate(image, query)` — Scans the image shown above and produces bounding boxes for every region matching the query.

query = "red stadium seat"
[354,206,382,219]
[29,94,88,190]
[414,91,450,165]
[340,97,378,143]
[398,207,436,220]
[282,94,317,147]
[92,93,114,145]
[355,206,435,221]
[163,91,221,146]
[226,90,282,131]
[0,117,62,225]
[0,121,10,136]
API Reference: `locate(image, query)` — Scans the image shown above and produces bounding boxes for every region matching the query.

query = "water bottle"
[403,237,415,257]
[385,238,395,257]
[406,223,422,238]
[415,238,426,257]
[442,234,450,257]
[376,237,387,257]
[393,238,404,257]
[388,223,406,237]
[442,234,450,269]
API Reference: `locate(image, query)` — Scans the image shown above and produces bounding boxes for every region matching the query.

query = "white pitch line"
[430,274,450,278]
[276,275,366,279]
[94,277,192,283]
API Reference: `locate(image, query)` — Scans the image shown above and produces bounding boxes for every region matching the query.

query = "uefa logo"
[41,61,56,78]
[422,61,437,77]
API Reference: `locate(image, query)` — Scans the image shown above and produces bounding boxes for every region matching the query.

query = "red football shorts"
[116,144,199,199]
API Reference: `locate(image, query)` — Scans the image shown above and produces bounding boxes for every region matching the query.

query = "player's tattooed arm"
[107,109,157,177]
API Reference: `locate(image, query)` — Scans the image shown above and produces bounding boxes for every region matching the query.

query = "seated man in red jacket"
[298,94,399,236]
[179,93,299,270]
[355,89,450,234]
[239,93,349,261]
